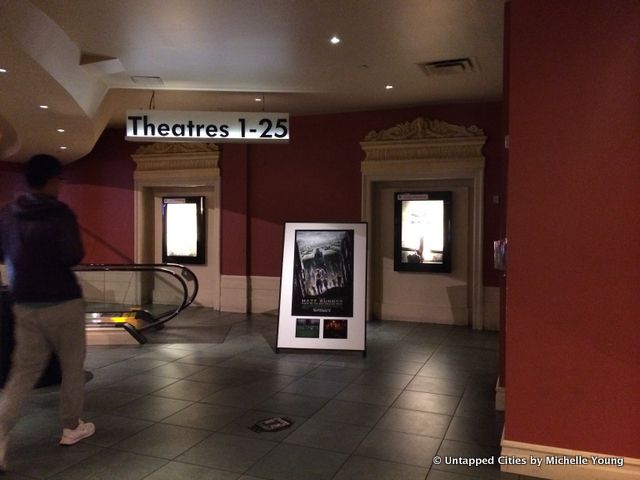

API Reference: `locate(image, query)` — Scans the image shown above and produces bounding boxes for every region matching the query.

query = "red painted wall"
[236,103,503,279]
[61,129,137,263]
[506,0,640,457]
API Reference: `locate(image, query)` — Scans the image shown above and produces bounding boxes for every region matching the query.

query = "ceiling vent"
[420,58,477,76]
[130,76,164,85]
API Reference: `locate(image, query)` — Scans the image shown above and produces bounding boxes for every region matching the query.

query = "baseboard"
[495,378,505,411]
[220,275,280,314]
[500,437,640,479]
[220,275,248,313]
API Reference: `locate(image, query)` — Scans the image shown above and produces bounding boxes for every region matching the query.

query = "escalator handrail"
[74,263,198,331]
[75,263,199,309]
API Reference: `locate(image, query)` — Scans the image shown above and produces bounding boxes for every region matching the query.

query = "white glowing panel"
[165,203,198,257]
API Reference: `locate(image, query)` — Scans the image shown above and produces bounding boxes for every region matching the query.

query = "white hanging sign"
[126,110,289,143]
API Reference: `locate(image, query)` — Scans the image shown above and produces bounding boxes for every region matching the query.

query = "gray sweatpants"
[0,298,86,436]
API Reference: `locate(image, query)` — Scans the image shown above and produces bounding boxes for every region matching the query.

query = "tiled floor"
[2,309,538,480]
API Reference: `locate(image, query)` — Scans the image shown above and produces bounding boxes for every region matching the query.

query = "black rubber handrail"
[74,263,199,332]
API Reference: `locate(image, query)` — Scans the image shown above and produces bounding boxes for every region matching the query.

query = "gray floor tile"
[282,378,348,399]
[356,428,441,467]
[256,392,329,417]
[145,461,241,480]
[393,391,459,415]
[112,395,192,422]
[153,379,228,401]
[7,437,103,479]
[107,373,178,395]
[162,402,246,431]
[147,362,211,379]
[116,422,212,459]
[406,376,467,397]
[177,433,278,473]
[82,413,154,447]
[335,383,403,406]
[434,440,505,479]
[218,410,307,442]
[187,366,265,386]
[354,371,414,389]
[176,353,232,367]
[333,455,428,480]
[444,413,504,446]
[376,407,451,438]
[247,443,348,480]
[365,359,425,375]
[304,366,364,383]
[283,419,371,453]
[83,388,143,413]
[311,399,387,427]
[49,450,167,480]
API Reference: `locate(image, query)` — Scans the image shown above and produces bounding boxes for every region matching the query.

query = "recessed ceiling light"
[385,85,394,90]
[0,68,7,73]
[59,146,67,150]
[39,105,49,109]
[255,97,262,102]
[57,128,65,133]
[330,36,341,44]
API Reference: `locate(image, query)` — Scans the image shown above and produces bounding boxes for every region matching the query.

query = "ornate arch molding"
[360,118,487,329]
[131,142,221,308]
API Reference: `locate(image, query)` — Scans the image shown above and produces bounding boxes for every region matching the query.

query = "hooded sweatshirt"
[0,193,84,303]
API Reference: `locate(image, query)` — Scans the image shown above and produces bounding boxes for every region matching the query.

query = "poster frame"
[276,222,367,355]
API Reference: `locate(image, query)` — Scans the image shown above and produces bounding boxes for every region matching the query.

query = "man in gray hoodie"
[0,155,95,473]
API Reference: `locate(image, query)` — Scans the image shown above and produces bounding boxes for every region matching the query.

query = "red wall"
[506,0,640,458]
[61,129,137,263]
[221,102,503,280]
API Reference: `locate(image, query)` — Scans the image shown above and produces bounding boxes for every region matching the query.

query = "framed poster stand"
[276,222,367,356]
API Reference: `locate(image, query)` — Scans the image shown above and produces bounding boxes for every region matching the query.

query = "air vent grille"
[130,76,164,85]
[420,58,477,76]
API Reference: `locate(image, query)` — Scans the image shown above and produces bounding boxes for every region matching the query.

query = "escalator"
[74,263,198,345]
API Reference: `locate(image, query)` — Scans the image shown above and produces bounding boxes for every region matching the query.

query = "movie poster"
[291,230,354,317]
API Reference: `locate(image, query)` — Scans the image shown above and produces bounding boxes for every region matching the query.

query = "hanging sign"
[126,110,289,143]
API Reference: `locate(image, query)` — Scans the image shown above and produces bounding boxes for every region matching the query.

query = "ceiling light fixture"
[385,85,394,90]
[0,68,7,73]
[59,146,67,150]
[57,128,65,133]
[39,105,49,109]
[330,35,341,44]
[255,97,262,102]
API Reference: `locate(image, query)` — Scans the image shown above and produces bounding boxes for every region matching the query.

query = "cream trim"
[220,275,280,314]
[360,118,486,329]
[220,275,248,313]
[132,142,221,309]
[500,437,640,479]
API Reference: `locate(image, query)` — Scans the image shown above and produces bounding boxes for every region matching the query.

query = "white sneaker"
[59,420,95,446]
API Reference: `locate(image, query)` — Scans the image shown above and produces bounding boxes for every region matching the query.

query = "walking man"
[0,154,95,473]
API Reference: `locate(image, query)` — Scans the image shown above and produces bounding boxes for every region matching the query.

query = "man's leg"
[42,299,86,429]
[0,305,52,465]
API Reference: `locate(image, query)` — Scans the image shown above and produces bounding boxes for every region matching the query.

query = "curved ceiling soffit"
[0,1,108,163]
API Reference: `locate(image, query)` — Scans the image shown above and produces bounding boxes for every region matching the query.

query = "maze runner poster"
[291,230,354,317]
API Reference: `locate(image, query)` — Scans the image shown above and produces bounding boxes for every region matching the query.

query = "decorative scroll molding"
[134,142,219,155]
[364,118,484,141]
[132,142,220,175]
[360,118,486,330]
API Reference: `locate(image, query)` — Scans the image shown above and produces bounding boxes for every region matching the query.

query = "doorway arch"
[360,118,487,329]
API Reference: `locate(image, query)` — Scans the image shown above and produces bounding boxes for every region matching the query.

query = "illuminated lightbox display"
[394,191,452,273]
[162,197,206,264]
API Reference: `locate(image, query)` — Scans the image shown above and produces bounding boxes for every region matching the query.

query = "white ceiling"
[0,0,504,163]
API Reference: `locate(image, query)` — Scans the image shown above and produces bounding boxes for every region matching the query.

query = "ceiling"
[0,0,504,163]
